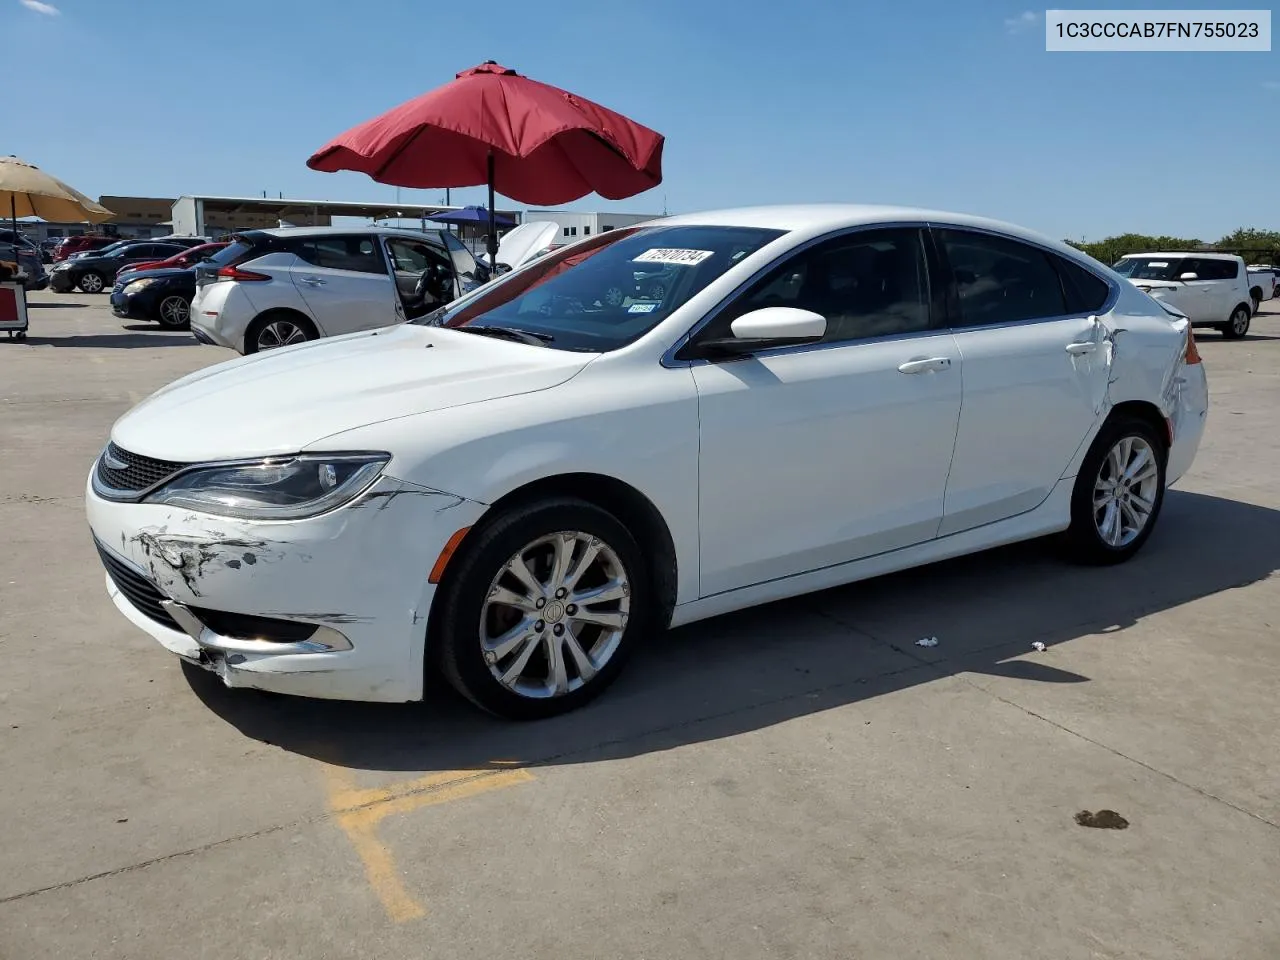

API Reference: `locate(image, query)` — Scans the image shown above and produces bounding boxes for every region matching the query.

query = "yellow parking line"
[323,765,534,922]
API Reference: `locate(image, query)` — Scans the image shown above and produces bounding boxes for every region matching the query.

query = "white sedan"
[85,205,1209,719]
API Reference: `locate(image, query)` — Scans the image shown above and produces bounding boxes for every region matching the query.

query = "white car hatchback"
[190,226,492,354]
[1112,252,1254,339]
[87,205,1208,719]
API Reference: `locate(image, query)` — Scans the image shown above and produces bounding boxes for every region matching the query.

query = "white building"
[523,209,663,244]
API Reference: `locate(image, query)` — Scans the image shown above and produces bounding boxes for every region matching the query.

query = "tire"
[433,497,651,719]
[1064,416,1167,565]
[156,295,191,329]
[77,271,105,294]
[1221,304,1251,340]
[243,311,317,354]
[1250,293,1261,315]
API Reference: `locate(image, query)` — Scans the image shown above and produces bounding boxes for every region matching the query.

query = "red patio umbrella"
[307,61,664,268]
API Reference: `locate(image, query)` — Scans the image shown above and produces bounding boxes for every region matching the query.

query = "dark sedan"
[49,241,190,294]
[110,267,195,328]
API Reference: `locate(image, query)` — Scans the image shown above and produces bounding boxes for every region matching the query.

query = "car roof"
[1120,251,1239,261]
[253,225,443,240]
[646,204,1085,257]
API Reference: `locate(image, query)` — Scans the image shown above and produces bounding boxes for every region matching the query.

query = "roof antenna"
[662,194,668,216]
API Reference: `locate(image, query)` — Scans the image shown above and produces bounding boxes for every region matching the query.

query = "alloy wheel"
[79,273,103,293]
[1231,307,1250,336]
[158,296,190,327]
[479,531,631,699]
[1092,435,1160,548]
[257,319,308,350]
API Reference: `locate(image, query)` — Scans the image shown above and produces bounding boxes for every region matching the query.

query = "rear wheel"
[434,498,650,719]
[77,271,105,294]
[1220,305,1251,339]
[244,312,317,354]
[1064,416,1166,565]
[156,295,191,329]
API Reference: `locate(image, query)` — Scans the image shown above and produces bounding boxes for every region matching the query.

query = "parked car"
[190,226,498,353]
[86,205,1208,719]
[116,242,227,280]
[1112,252,1254,338]
[1247,264,1279,305]
[0,230,49,290]
[49,241,190,293]
[1245,265,1275,313]
[54,235,115,262]
[110,267,196,328]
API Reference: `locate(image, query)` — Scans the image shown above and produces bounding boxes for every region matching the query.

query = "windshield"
[1112,257,1183,281]
[418,224,785,351]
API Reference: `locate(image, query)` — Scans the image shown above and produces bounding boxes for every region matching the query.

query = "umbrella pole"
[10,195,17,251]
[487,151,497,273]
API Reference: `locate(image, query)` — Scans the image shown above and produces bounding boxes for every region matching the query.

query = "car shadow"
[187,490,1280,772]
[17,333,199,348]
[27,302,87,309]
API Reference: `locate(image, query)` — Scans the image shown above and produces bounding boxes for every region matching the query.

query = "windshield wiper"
[461,325,555,346]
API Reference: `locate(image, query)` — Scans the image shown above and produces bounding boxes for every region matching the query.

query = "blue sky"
[5,0,1278,241]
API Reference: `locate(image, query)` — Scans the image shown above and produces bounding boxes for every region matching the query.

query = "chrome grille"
[95,442,189,497]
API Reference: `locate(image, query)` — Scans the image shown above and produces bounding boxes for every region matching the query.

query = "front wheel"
[1064,417,1167,565]
[434,498,651,719]
[77,271,105,294]
[156,295,191,329]
[1221,305,1251,339]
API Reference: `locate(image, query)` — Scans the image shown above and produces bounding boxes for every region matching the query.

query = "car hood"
[110,323,596,462]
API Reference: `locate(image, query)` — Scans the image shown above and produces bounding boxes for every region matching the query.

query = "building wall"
[524,210,662,244]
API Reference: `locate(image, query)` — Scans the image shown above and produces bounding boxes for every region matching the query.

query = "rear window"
[205,239,255,267]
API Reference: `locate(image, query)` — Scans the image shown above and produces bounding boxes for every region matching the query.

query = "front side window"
[938,229,1067,325]
[420,224,785,352]
[298,235,385,274]
[697,228,932,345]
[1198,258,1239,280]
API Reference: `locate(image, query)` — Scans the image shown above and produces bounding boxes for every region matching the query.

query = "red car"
[115,242,228,279]
[53,235,116,262]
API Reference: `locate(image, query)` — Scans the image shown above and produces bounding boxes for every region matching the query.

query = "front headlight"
[144,453,390,519]
[125,278,158,293]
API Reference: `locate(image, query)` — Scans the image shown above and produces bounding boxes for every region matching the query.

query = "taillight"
[217,265,269,281]
[1184,326,1202,365]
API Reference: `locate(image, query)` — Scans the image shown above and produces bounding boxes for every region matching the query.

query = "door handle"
[1065,341,1097,355]
[897,357,952,374]
[298,275,326,286]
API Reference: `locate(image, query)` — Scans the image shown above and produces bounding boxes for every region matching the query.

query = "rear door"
[933,227,1112,535]
[1199,257,1242,319]
[289,234,398,335]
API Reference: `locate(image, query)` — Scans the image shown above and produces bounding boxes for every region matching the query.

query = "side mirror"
[694,307,826,358]
[1179,272,1198,281]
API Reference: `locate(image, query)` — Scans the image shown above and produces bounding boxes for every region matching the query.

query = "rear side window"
[206,240,254,267]
[936,229,1066,326]
[1053,255,1111,313]
[297,235,386,275]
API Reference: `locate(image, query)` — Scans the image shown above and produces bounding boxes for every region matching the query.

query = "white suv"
[191,227,491,354]
[1113,252,1253,339]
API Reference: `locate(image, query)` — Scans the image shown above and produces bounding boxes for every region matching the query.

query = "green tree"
[1215,227,1280,264]
[1065,233,1202,268]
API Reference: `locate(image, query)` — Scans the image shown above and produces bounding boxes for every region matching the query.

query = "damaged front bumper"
[86,473,488,702]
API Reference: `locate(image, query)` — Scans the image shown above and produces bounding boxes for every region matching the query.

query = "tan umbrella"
[0,156,115,233]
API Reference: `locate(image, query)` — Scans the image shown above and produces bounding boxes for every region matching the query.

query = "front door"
[932,228,1112,535]
[689,228,963,597]
[290,234,398,336]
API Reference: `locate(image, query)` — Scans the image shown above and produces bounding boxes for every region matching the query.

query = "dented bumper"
[1166,359,1208,487]
[85,472,488,702]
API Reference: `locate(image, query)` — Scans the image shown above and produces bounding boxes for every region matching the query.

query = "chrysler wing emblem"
[101,449,128,471]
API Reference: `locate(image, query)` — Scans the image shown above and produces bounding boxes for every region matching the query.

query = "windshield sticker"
[633,248,714,266]
[1147,261,1169,267]
[627,302,658,314]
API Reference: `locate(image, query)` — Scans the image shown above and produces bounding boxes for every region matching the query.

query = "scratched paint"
[323,765,535,921]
